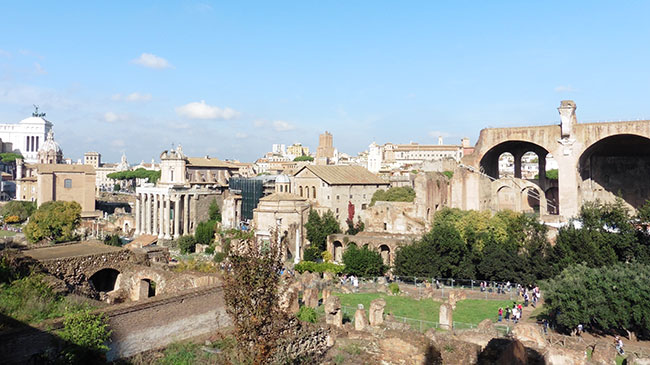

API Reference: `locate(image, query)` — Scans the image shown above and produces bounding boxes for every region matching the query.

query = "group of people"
[479,280,512,293]
[498,302,524,323]
[1,224,21,233]
[522,285,541,307]
[340,274,359,291]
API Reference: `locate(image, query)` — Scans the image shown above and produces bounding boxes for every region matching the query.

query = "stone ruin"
[369,298,386,327]
[354,304,369,331]
[439,303,452,330]
[324,295,342,327]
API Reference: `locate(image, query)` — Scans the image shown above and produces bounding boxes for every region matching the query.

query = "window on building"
[362,204,367,210]
[327,195,330,200]
[299,186,303,196]
[336,208,339,213]
[306,187,310,198]
[349,194,352,199]
[64,179,72,188]
[312,186,316,199]
[383,223,387,230]
[336,195,340,200]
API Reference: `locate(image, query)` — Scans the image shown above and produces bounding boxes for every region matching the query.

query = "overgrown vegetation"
[534,168,558,180]
[345,217,365,235]
[58,309,111,363]
[195,220,216,245]
[294,261,345,274]
[0,152,23,163]
[172,258,217,273]
[342,245,387,277]
[293,155,314,162]
[305,209,341,251]
[178,235,197,254]
[208,199,222,222]
[0,200,36,222]
[103,234,121,247]
[543,263,650,339]
[370,186,416,206]
[107,168,161,185]
[25,201,81,243]
[296,306,317,323]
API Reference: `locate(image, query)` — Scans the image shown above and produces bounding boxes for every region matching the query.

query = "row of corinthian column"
[134,192,191,239]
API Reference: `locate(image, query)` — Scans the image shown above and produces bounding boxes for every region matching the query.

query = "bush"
[321,250,333,263]
[58,309,111,363]
[296,306,317,323]
[370,187,416,206]
[178,235,197,254]
[294,261,345,274]
[305,210,341,251]
[103,234,121,247]
[4,215,20,224]
[195,220,216,245]
[1,200,36,222]
[303,245,321,262]
[342,245,387,277]
[24,201,81,243]
[205,245,215,255]
[208,199,222,222]
[213,252,227,263]
[388,282,400,295]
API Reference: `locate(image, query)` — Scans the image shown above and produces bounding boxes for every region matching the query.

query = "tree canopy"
[0,152,23,164]
[370,187,415,206]
[342,245,387,277]
[0,201,36,222]
[25,201,81,243]
[293,155,314,162]
[304,209,341,251]
[107,168,161,184]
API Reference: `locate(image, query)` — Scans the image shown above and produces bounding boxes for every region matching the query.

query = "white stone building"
[0,108,53,163]
[367,138,470,173]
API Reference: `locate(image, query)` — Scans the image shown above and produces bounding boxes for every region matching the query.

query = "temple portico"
[134,186,194,239]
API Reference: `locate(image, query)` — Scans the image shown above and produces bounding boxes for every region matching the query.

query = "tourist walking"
[498,307,503,322]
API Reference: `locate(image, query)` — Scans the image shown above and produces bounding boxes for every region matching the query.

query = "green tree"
[103,234,121,247]
[345,217,364,235]
[302,245,321,262]
[543,263,650,338]
[293,155,314,162]
[24,201,81,243]
[208,199,222,222]
[0,200,36,222]
[304,210,340,251]
[113,183,121,192]
[58,309,112,363]
[195,221,216,245]
[342,245,387,277]
[0,152,23,163]
[178,235,197,254]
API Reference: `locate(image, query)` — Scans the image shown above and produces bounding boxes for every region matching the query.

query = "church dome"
[39,130,62,154]
[275,174,290,183]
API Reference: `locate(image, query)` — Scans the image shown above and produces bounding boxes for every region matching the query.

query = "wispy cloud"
[554,85,577,93]
[273,120,295,131]
[104,112,128,122]
[131,53,173,69]
[112,92,152,102]
[33,62,46,75]
[175,100,240,120]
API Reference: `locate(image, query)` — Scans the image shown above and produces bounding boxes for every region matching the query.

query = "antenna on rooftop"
[32,104,46,117]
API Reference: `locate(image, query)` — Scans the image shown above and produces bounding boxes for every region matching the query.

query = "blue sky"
[2,1,650,163]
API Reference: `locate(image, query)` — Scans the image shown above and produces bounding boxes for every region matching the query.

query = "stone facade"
[0,108,52,164]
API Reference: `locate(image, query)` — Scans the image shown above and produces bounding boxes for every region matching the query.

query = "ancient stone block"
[543,346,587,365]
[495,339,526,365]
[369,298,386,327]
[354,304,368,331]
[448,290,467,310]
[511,323,547,349]
[324,295,342,327]
[280,286,300,314]
[195,243,208,254]
[439,303,453,330]
[590,343,616,365]
[321,288,331,301]
[303,287,319,308]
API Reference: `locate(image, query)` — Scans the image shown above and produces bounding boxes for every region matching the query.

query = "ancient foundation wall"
[0,285,231,364]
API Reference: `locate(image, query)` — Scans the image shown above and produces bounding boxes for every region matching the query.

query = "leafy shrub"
[213,252,227,263]
[195,220,216,245]
[58,310,111,363]
[321,250,333,263]
[305,210,341,251]
[296,306,317,323]
[208,199,222,222]
[303,245,321,262]
[294,261,344,274]
[370,187,415,206]
[4,215,19,224]
[342,245,387,277]
[205,245,215,255]
[103,234,121,247]
[172,258,217,273]
[1,200,35,222]
[442,171,454,179]
[389,282,400,295]
[178,235,197,254]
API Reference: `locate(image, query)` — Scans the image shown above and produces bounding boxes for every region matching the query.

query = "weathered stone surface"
[512,323,547,349]
[439,303,452,330]
[194,243,208,254]
[590,343,616,365]
[448,290,467,310]
[271,318,330,364]
[477,318,495,334]
[376,276,386,285]
[495,339,526,365]
[324,295,342,327]
[629,355,650,365]
[279,286,300,314]
[323,271,334,282]
[303,287,319,308]
[321,288,331,302]
[369,298,386,327]
[354,304,368,331]
[543,346,587,365]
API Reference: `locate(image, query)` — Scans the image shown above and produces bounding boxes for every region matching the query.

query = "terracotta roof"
[36,164,95,174]
[187,157,237,168]
[259,192,308,202]
[294,165,388,185]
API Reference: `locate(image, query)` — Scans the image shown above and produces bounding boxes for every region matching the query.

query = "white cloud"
[253,119,266,127]
[112,92,152,102]
[131,53,173,69]
[33,62,46,75]
[273,120,295,132]
[104,112,128,122]
[175,100,241,120]
[554,85,577,93]
[235,132,248,139]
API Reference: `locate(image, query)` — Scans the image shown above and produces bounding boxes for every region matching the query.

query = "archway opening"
[579,134,650,210]
[479,140,550,180]
[521,151,539,180]
[89,268,120,292]
[138,278,156,299]
[333,241,343,262]
[522,187,541,214]
[497,152,514,179]
[379,244,391,266]
[497,186,517,211]
[545,187,559,215]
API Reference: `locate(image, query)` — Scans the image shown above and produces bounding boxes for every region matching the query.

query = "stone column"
[173,196,181,239]
[538,152,547,190]
[183,194,190,235]
[164,196,172,239]
[158,195,165,239]
[134,193,141,235]
[145,193,151,234]
[513,151,524,179]
[152,194,159,236]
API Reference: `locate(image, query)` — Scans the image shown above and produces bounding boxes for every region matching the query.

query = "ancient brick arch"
[464,100,650,218]
[326,233,416,267]
[491,179,547,215]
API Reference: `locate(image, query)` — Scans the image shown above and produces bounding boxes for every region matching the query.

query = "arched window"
[306,186,310,198]
[312,186,316,199]
[299,186,303,196]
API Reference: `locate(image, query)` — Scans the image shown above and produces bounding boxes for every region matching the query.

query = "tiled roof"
[187,157,237,168]
[259,192,308,202]
[294,165,388,185]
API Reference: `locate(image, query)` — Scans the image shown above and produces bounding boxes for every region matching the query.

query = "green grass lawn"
[334,292,517,326]
[0,230,16,237]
